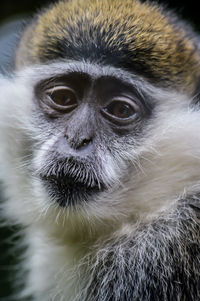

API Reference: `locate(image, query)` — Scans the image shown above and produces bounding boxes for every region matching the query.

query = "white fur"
[1,66,200,300]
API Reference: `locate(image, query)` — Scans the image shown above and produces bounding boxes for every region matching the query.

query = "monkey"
[1,0,200,300]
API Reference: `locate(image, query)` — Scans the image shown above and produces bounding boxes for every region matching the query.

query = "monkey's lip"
[40,174,105,207]
[41,173,103,189]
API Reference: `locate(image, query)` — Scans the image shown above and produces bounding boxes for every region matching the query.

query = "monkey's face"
[30,62,152,211]
[0,61,199,227]
[2,0,199,227]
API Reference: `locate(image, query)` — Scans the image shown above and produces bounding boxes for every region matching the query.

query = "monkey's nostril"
[82,138,91,146]
[78,138,92,149]
[63,134,93,151]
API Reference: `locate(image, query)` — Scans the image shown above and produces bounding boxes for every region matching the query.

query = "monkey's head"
[1,0,200,231]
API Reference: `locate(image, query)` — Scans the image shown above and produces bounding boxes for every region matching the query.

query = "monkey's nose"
[56,135,94,158]
[64,134,92,150]
[75,138,92,150]
[64,134,93,150]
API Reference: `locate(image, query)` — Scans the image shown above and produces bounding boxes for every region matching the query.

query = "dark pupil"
[50,90,76,106]
[108,102,134,118]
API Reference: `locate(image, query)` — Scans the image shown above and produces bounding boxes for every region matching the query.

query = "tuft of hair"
[16,0,200,93]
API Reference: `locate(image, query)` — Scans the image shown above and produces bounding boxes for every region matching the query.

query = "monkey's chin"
[41,175,104,207]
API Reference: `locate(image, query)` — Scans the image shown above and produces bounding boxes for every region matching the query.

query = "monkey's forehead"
[16,0,200,93]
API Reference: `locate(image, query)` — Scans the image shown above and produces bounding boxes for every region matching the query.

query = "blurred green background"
[0,0,200,299]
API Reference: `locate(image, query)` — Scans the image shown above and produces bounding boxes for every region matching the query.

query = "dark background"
[1,0,200,29]
[0,0,200,299]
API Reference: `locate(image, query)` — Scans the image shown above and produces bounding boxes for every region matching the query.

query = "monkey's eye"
[103,99,137,120]
[46,86,77,110]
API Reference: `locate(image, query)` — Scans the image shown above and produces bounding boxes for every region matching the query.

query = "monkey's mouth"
[41,173,105,207]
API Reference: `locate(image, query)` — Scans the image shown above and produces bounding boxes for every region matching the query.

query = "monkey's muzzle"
[40,162,105,207]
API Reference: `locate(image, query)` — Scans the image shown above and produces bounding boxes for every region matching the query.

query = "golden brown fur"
[16,0,200,93]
